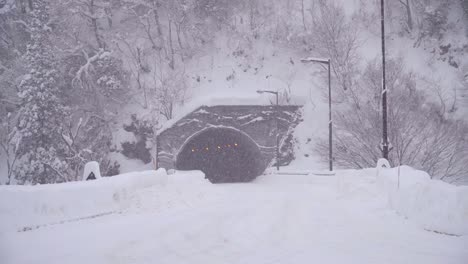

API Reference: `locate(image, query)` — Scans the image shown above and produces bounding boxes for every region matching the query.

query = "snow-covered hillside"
[105,0,468,183]
[1,167,467,263]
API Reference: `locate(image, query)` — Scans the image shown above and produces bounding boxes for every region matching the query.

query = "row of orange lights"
[191,143,239,152]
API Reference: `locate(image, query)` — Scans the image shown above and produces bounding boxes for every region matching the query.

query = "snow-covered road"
[1,170,467,264]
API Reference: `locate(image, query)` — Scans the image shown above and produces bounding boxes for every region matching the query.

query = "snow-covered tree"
[59,113,120,179]
[15,0,70,184]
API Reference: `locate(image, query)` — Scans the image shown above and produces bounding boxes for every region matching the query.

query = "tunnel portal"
[157,105,303,182]
[176,127,266,183]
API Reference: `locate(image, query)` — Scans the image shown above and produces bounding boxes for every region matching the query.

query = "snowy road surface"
[1,170,467,264]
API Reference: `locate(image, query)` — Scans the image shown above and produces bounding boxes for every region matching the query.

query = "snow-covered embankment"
[0,169,169,232]
[378,166,468,236]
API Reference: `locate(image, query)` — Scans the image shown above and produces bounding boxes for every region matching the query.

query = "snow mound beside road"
[0,169,170,232]
[378,166,468,236]
[1,165,467,238]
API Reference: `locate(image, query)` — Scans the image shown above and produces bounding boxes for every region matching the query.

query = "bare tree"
[300,0,307,31]
[317,58,468,183]
[307,0,361,103]
[115,37,152,109]
[152,68,188,120]
[122,0,164,52]
[0,112,19,184]
[398,0,414,32]
[68,0,112,50]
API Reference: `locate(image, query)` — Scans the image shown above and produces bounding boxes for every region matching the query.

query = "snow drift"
[0,169,169,232]
[377,166,468,236]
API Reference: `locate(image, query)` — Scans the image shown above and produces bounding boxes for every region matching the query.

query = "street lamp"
[256,89,280,171]
[300,57,333,172]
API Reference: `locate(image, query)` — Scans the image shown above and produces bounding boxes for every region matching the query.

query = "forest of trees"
[0,0,467,184]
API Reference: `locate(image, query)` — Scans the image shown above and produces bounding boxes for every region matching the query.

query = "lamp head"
[300,57,330,64]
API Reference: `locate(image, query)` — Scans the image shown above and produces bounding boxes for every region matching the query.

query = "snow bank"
[288,103,329,170]
[377,166,468,235]
[166,170,207,185]
[0,169,168,232]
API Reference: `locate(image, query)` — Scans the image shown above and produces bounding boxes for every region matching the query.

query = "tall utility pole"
[327,58,332,171]
[380,0,389,159]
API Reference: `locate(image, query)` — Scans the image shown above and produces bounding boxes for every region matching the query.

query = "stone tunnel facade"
[156,105,302,182]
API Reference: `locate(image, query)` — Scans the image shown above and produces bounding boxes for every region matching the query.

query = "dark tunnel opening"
[176,127,266,183]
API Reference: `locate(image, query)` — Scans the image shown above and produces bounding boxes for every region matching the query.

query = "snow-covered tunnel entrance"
[176,127,266,183]
[156,105,302,178]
